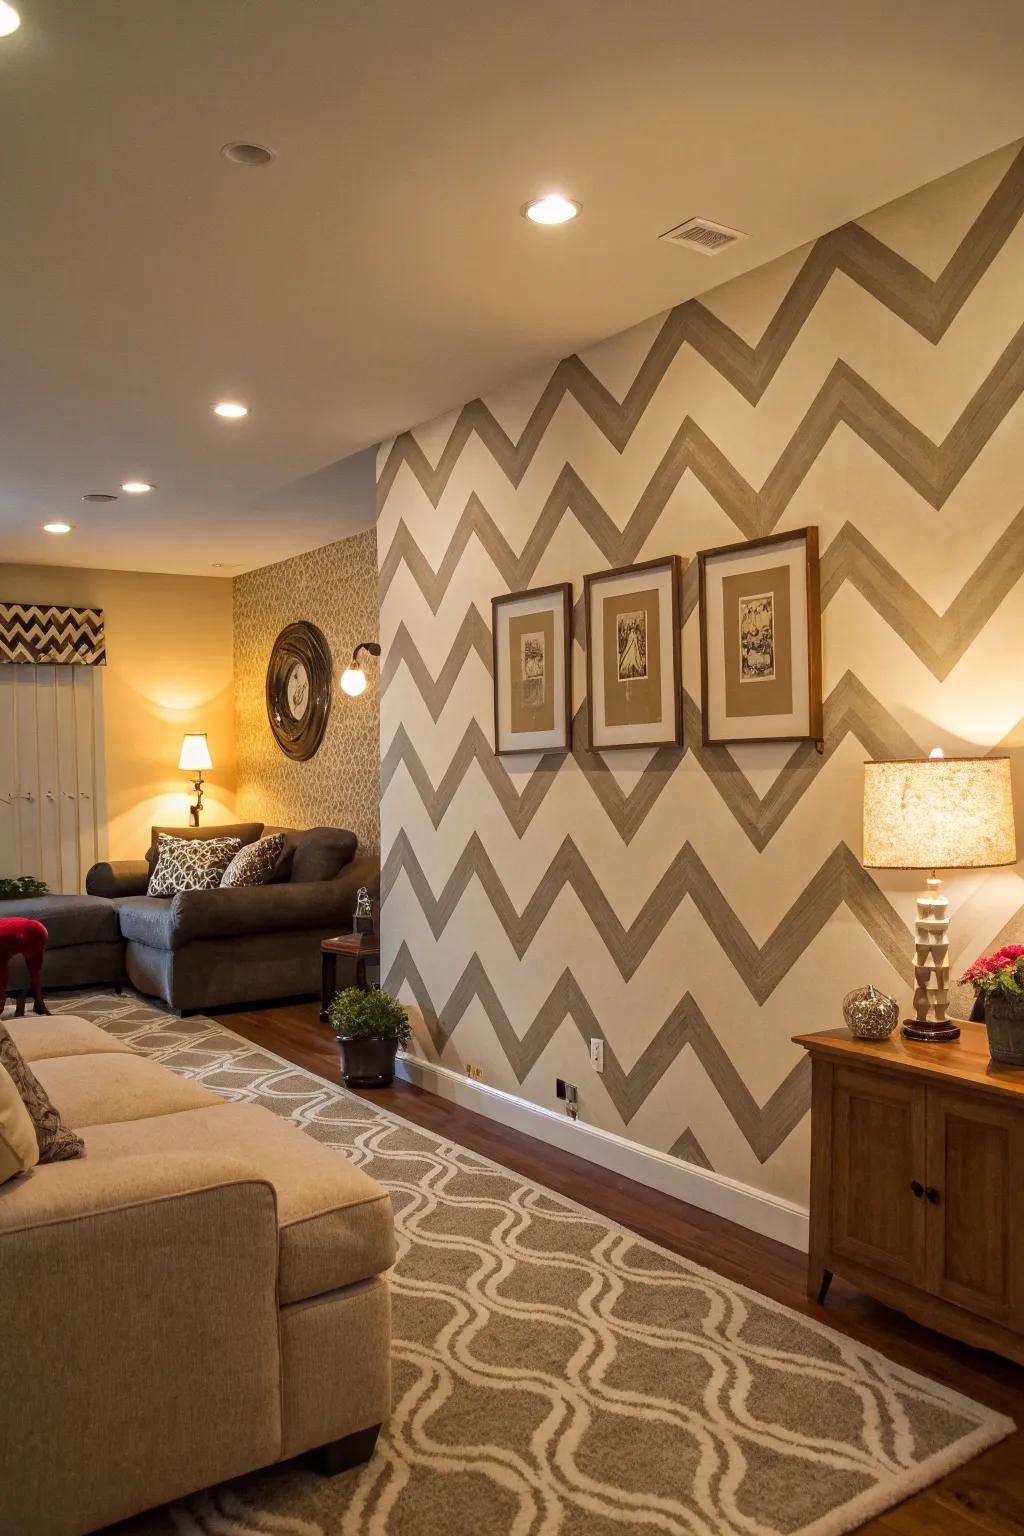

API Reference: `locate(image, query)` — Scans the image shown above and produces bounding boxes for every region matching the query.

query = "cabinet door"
[831,1066,927,1287]
[925,1088,1024,1325]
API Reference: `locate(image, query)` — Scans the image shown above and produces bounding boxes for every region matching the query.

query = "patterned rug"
[37,991,1014,1536]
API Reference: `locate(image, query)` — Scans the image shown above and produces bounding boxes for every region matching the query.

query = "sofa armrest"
[0,1151,282,1535]
[170,853,380,945]
[86,859,150,898]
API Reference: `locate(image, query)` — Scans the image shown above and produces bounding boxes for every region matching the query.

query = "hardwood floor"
[215,998,1024,1535]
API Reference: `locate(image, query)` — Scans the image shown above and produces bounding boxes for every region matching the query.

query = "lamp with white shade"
[179,733,213,827]
[862,750,1016,1042]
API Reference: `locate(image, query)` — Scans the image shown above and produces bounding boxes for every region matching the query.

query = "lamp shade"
[178,733,212,772]
[863,756,1016,870]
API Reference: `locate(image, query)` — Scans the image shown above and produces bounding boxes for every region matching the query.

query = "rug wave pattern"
[51,994,1012,1536]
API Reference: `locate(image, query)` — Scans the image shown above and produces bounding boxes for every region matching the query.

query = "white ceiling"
[2,0,1023,578]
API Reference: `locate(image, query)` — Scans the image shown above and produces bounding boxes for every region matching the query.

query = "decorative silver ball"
[842,985,899,1040]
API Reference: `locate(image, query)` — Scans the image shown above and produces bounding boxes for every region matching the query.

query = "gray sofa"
[7,823,378,1015]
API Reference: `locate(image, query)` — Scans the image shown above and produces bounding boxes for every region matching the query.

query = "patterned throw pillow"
[220,832,286,889]
[147,834,242,897]
[0,1024,84,1164]
[0,1060,40,1183]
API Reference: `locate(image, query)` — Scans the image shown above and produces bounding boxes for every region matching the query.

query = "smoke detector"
[659,217,748,255]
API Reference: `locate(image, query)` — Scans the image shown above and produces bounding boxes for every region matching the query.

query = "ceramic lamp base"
[901,1019,961,1043]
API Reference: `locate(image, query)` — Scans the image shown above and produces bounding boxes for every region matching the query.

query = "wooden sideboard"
[795,1023,1024,1365]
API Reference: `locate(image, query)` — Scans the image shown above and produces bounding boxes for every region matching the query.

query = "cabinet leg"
[808,1262,833,1305]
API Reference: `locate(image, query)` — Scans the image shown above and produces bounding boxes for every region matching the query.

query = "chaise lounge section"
[0,1013,394,1536]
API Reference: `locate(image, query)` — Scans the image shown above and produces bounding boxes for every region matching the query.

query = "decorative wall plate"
[265,621,332,760]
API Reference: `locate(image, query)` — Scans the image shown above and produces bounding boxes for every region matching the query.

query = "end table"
[320,933,380,1022]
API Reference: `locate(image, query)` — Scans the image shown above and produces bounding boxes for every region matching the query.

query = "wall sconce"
[178,733,213,826]
[340,642,381,698]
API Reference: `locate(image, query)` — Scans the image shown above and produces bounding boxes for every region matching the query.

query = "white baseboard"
[395,1054,809,1252]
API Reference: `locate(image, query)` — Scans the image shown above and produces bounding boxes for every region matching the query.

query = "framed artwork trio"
[492,527,822,757]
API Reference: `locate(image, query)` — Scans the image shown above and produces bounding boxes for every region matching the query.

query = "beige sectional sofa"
[0,1014,394,1536]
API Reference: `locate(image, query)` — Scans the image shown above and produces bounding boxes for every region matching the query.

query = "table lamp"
[863,750,1016,1042]
[178,733,212,826]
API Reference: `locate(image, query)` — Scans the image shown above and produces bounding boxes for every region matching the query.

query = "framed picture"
[698,527,822,746]
[491,583,573,756]
[583,555,683,750]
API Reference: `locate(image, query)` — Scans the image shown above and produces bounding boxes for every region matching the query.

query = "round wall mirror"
[265,621,332,760]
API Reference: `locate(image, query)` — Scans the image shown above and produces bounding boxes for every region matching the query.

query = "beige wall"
[233,529,379,852]
[376,141,1024,1215]
[1,564,236,859]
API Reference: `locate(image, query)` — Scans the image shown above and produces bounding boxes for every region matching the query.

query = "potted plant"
[327,986,411,1087]
[958,944,1024,1066]
[0,876,48,900]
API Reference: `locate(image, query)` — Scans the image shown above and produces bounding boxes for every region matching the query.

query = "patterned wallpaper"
[233,529,380,852]
[377,142,1024,1210]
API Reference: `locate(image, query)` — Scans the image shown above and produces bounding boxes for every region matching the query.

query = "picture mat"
[705,536,810,740]
[508,609,555,732]
[722,564,792,717]
[589,564,677,747]
[602,587,661,726]
[495,590,567,752]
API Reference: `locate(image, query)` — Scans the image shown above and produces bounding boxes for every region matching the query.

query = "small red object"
[0,918,50,1017]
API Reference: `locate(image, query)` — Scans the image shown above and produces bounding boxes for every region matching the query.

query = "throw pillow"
[0,1060,39,1183]
[0,1025,84,1164]
[147,834,242,897]
[220,832,286,889]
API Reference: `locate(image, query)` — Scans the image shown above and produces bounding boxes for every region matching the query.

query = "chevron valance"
[0,603,106,665]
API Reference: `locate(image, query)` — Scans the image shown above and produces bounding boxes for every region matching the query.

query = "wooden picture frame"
[265,620,333,760]
[698,527,822,747]
[491,583,573,756]
[583,555,683,751]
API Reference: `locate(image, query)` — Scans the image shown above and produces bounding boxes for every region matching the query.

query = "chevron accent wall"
[0,603,106,665]
[376,142,1024,1212]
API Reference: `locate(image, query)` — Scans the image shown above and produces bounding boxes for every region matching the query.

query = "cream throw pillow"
[0,1060,39,1184]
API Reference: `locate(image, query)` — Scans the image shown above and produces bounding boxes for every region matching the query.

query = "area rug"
[37,991,1014,1536]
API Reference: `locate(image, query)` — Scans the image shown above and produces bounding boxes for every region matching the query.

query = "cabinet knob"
[925,1186,941,1204]
[910,1180,924,1198]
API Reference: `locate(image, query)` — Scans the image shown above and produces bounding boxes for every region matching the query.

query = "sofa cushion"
[116,895,176,950]
[0,1061,39,1183]
[84,1102,395,1302]
[5,1015,138,1063]
[0,894,121,948]
[148,834,242,897]
[290,827,357,884]
[145,822,264,870]
[221,832,286,889]
[0,1024,84,1163]
[32,1053,224,1128]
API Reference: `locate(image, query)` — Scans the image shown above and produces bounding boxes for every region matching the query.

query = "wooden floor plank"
[213,998,1024,1536]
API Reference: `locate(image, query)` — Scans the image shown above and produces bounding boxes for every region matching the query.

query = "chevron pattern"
[0,603,105,665]
[377,143,1024,1209]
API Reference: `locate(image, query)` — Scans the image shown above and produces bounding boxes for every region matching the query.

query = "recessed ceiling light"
[221,142,275,167]
[522,193,580,226]
[82,492,118,503]
[0,3,20,37]
[212,401,249,419]
[43,522,72,535]
[121,480,154,494]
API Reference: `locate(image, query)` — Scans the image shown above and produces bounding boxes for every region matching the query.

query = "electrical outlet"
[556,1078,579,1119]
[466,1062,484,1082]
[590,1038,604,1073]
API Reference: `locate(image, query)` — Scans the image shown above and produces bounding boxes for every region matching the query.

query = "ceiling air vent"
[659,217,748,255]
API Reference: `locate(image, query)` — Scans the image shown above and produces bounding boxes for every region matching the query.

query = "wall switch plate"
[466,1063,484,1081]
[556,1078,579,1119]
[590,1038,604,1073]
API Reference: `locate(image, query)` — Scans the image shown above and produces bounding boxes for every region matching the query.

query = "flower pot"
[984,995,1024,1068]
[337,1033,399,1088]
